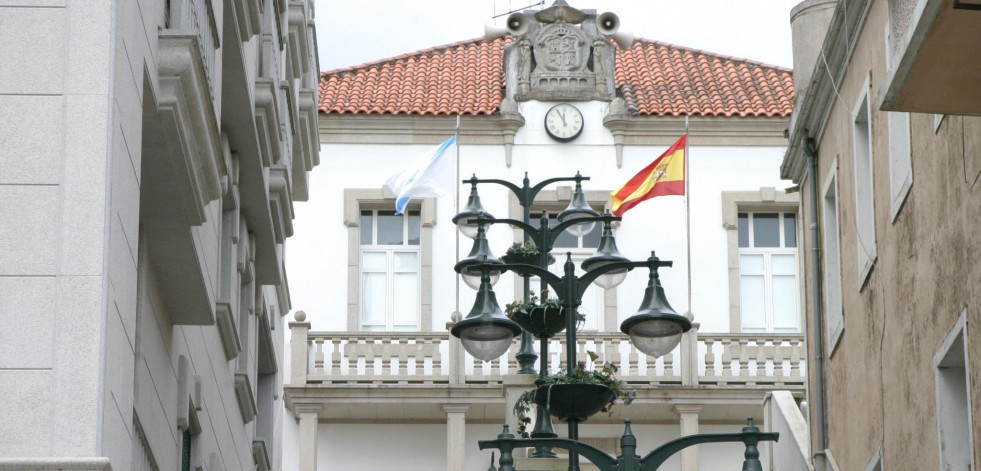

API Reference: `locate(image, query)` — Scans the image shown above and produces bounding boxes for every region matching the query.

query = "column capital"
[442,404,470,414]
[293,403,322,416]
[673,404,704,415]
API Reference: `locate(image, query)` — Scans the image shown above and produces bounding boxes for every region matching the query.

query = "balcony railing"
[166,0,220,112]
[288,322,805,389]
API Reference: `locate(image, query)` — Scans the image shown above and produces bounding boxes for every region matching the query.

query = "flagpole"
[455,115,462,316]
[684,116,692,317]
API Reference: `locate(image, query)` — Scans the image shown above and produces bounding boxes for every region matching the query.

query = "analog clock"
[544,103,584,142]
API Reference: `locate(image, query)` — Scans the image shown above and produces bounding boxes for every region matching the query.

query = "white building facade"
[0,0,318,470]
[285,4,808,471]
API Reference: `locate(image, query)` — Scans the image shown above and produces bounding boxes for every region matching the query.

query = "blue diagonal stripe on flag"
[384,136,457,214]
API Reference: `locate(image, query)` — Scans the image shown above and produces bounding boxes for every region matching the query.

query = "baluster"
[313,338,325,375]
[720,338,735,385]
[756,340,768,378]
[663,351,674,379]
[737,338,750,380]
[627,343,640,377]
[432,336,443,377]
[789,337,802,378]
[507,338,519,374]
[772,339,786,380]
[607,337,623,376]
[703,338,716,381]
[397,338,409,377]
[331,338,342,376]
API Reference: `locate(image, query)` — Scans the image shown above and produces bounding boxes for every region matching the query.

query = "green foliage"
[512,354,635,438]
[505,241,540,256]
[504,289,586,326]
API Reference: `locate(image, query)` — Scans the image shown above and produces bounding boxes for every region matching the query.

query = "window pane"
[407,211,421,245]
[772,275,798,328]
[739,254,764,272]
[772,254,796,273]
[362,252,387,271]
[376,211,404,245]
[360,210,373,245]
[361,273,386,323]
[740,275,766,328]
[738,213,749,247]
[581,222,602,248]
[753,214,780,247]
[395,252,417,270]
[393,273,418,326]
[784,213,797,247]
[362,325,385,332]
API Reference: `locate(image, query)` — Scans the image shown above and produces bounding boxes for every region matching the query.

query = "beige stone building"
[782,0,981,469]
[0,0,318,470]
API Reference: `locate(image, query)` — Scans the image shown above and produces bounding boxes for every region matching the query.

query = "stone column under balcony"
[443,405,470,471]
[674,404,703,471]
[295,404,321,471]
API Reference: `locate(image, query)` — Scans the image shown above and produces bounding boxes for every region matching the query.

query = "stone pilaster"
[443,405,470,471]
[674,405,703,471]
[295,404,321,471]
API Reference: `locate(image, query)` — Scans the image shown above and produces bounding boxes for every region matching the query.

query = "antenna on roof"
[491,0,544,19]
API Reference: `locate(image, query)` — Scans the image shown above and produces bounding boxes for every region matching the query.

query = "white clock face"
[544,104,584,142]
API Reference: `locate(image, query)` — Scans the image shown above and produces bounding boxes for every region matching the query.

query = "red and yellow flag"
[610,134,686,217]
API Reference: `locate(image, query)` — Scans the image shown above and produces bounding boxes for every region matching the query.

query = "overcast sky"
[315,0,801,72]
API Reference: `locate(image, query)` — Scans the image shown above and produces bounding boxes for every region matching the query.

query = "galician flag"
[385,136,457,214]
[610,134,686,217]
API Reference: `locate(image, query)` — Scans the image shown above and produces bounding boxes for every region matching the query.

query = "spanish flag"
[610,134,687,217]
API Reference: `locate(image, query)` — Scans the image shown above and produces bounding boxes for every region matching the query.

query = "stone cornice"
[318,114,525,145]
[318,113,787,147]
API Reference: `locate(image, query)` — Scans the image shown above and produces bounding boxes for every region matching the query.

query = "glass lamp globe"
[593,270,628,289]
[460,324,515,361]
[462,270,500,290]
[453,176,493,239]
[626,318,685,358]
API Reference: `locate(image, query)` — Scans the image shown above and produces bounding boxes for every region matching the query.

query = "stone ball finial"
[451,310,463,323]
[683,311,694,321]
[294,311,307,322]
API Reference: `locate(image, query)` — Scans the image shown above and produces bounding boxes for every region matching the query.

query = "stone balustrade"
[289,321,806,389]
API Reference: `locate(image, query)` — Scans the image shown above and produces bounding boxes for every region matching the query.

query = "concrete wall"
[799,0,981,468]
[0,0,115,461]
[0,0,310,469]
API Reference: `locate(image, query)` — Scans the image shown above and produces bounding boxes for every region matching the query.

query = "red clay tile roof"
[318,37,794,117]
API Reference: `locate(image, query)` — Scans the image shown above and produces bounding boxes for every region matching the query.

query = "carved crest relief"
[534,24,588,72]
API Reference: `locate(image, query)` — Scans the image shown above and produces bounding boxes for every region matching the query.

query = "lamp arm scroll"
[575,257,673,300]
[479,438,618,471]
[639,431,779,470]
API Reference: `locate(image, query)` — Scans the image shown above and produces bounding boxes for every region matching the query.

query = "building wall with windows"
[0,1,318,470]
[285,16,804,470]
[782,0,981,469]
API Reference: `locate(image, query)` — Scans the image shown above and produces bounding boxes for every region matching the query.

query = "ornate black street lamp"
[450,172,777,471]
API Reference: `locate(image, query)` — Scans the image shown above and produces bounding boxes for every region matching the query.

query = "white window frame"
[721,189,800,332]
[736,212,800,334]
[358,209,422,332]
[853,77,877,288]
[933,310,975,471]
[883,17,913,223]
[344,189,435,332]
[822,157,845,356]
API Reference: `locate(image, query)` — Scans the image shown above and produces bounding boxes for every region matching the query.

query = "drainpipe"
[803,135,828,463]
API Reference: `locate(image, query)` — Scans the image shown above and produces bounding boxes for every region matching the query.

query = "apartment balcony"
[880,0,981,114]
[284,320,806,424]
